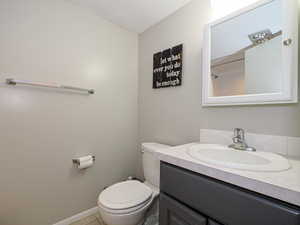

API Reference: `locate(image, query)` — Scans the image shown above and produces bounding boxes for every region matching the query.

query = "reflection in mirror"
[211,0,282,97]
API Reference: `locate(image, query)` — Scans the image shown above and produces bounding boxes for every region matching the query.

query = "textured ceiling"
[68,0,193,33]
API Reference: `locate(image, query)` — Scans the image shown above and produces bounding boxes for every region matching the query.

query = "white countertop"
[155,143,300,207]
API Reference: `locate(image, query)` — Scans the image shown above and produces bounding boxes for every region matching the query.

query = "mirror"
[211,0,282,96]
[202,0,298,106]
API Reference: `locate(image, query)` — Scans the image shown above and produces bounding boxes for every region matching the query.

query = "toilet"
[97,143,170,225]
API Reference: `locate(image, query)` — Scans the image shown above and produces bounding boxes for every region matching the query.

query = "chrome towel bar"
[6,78,95,94]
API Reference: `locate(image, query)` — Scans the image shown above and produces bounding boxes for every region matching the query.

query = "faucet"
[228,128,256,152]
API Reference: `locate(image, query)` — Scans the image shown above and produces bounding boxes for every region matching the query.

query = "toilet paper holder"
[72,156,96,165]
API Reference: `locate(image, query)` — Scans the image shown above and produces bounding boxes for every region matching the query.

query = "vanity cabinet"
[160,162,300,225]
[208,220,222,225]
[160,193,207,225]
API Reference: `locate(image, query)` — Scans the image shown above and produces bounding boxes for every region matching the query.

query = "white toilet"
[97,143,170,225]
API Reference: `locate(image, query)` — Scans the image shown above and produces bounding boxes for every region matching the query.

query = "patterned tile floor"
[70,213,104,225]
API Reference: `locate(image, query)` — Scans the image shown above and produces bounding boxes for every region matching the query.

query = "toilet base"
[99,206,148,225]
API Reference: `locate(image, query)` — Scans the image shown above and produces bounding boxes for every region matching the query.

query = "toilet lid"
[98,180,153,210]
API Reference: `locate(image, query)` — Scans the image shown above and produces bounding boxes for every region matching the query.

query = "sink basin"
[187,144,291,172]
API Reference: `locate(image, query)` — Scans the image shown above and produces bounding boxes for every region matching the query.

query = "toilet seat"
[99,194,153,215]
[98,180,153,214]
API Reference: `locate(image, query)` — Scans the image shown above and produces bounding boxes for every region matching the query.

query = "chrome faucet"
[228,128,256,152]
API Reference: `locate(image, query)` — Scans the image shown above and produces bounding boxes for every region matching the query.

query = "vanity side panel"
[160,162,300,225]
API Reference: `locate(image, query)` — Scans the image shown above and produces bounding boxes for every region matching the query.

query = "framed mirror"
[202,0,298,106]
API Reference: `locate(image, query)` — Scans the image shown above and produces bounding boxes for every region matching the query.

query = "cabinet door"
[160,193,207,225]
[208,220,223,225]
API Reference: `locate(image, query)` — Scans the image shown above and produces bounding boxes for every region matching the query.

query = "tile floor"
[70,213,104,225]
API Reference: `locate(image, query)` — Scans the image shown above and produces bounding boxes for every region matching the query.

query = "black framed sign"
[153,44,183,89]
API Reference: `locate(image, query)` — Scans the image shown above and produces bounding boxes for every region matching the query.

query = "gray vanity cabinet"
[160,162,300,225]
[208,220,222,225]
[160,193,207,225]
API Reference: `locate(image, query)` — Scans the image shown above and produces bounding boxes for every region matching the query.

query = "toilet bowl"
[97,143,170,225]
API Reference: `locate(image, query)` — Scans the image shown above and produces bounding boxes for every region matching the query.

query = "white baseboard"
[53,206,98,225]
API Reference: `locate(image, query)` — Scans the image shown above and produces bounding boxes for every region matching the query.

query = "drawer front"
[160,162,300,225]
[160,193,207,225]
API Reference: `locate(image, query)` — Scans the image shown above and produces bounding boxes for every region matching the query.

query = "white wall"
[0,1,138,225]
[211,0,260,20]
[138,0,300,178]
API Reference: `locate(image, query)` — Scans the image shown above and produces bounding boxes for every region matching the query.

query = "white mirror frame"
[202,0,298,106]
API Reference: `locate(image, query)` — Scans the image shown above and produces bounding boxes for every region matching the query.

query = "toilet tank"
[142,143,170,188]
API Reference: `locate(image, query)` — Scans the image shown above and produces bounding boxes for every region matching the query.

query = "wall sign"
[153,44,183,89]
